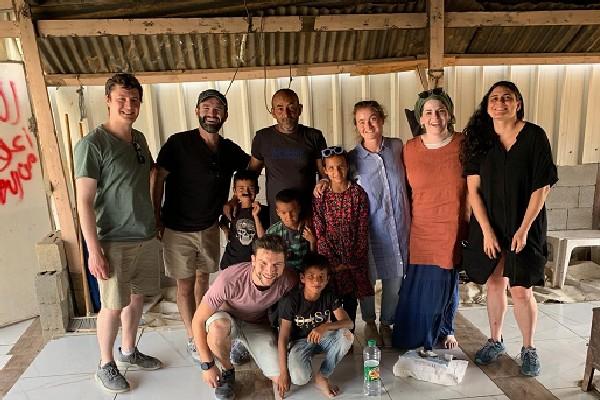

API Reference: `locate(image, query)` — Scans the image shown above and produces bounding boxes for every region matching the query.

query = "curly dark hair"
[460,81,524,166]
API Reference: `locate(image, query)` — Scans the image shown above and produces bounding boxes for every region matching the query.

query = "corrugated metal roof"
[37,25,600,75]
[466,26,582,54]
[23,1,600,76]
[37,29,428,74]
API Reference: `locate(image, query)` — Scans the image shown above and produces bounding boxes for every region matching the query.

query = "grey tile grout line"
[380,380,394,400]
[537,308,591,340]
[463,306,589,341]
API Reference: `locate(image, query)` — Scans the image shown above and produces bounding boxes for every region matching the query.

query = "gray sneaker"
[215,368,235,400]
[229,340,251,366]
[520,346,541,376]
[187,339,201,365]
[116,347,163,370]
[95,361,130,393]
[474,339,506,365]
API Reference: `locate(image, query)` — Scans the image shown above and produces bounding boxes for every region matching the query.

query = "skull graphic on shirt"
[235,218,256,246]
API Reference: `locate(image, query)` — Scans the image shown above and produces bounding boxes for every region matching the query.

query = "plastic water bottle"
[363,339,382,396]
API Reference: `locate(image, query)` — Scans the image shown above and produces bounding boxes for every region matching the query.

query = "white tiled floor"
[3,304,600,399]
[460,303,600,399]
[0,319,33,347]
[0,319,33,371]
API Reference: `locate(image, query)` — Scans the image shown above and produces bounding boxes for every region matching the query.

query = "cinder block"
[592,248,600,265]
[38,298,69,333]
[35,232,67,272]
[579,186,596,208]
[34,270,69,305]
[547,208,567,230]
[557,164,598,187]
[546,186,579,209]
[42,328,66,341]
[567,207,593,229]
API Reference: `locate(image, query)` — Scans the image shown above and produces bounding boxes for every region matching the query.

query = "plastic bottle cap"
[367,339,377,347]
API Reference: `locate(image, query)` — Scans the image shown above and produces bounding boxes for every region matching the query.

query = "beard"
[199,116,223,134]
[279,118,298,131]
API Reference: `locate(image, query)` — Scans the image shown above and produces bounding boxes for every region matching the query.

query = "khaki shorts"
[162,225,220,279]
[206,311,279,378]
[99,239,160,310]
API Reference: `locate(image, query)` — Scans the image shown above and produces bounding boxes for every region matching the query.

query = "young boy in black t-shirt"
[219,170,269,269]
[277,253,354,398]
[218,170,271,367]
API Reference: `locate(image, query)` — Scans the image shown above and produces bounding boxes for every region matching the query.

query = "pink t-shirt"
[204,262,298,323]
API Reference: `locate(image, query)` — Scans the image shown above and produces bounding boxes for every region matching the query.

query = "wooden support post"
[427,0,444,88]
[15,0,86,315]
[593,164,600,230]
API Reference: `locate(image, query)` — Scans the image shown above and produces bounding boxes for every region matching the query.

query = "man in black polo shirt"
[248,89,327,223]
[153,89,250,364]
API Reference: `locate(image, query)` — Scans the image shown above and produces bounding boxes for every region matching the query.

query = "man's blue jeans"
[288,329,354,385]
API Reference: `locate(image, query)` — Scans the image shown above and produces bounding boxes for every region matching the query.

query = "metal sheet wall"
[50,64,600,169]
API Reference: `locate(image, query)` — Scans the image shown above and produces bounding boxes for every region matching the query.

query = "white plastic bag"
[392,350,468,386]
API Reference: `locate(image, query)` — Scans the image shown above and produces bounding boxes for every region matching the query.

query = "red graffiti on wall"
[0,79,39,205]
[0,80,20,125]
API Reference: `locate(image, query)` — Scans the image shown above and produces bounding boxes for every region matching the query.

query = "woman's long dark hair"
[460,81,524,166]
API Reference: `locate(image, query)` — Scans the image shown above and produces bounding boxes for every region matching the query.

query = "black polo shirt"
[251,124,327,223]
[157,129,250,231]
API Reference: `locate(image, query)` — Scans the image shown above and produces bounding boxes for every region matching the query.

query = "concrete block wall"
[35,232,68,272]
[34,270,70,338]
[546,164,598,230]
[34,233,72,339]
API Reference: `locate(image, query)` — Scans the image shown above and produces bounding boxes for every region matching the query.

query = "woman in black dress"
[461,81,558,377]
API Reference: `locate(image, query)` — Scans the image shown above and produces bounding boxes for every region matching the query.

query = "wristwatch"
[200,359,215,371]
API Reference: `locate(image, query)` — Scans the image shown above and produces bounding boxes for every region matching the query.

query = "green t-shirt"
[266,221,309,272]
[74,125,156,241]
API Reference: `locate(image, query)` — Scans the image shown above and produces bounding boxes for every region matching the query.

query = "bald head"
[271,89,302,134]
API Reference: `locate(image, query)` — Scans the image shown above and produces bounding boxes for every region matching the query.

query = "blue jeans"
[288,329,354,385]
[359,277,402,325]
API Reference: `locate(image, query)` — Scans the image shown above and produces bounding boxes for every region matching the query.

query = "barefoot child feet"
[314,372,340,398]
[443,334,458,349]
[277,254,354,398]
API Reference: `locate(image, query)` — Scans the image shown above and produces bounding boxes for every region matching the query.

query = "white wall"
[49,65,600,168]
[0,63,52,326]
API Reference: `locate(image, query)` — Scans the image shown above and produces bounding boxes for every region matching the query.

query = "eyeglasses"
[132,141,146,164]
[418,87,444,98]
[321,146,344,158]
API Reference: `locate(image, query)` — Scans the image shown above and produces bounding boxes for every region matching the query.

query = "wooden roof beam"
[427,0,444,89]
[446,10,600,27]
[0,0,13,11]
[36,10,600,38]
[0,20,18,37]
[15,0,87,314]
[446,53,600,66]
[314,13,426,31]
[44,57,428,86]
[37,16,303,37]
[44,53,600,87]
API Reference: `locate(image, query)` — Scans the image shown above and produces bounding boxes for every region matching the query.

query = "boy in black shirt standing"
[277,253,354,398]
[219,170,269,269]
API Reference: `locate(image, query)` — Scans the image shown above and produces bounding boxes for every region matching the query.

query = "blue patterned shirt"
[348,137,410,279]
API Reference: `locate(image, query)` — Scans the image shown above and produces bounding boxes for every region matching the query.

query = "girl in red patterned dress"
[313,146,373,332]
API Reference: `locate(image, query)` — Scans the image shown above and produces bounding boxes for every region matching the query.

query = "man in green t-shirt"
[74,73,162,393]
